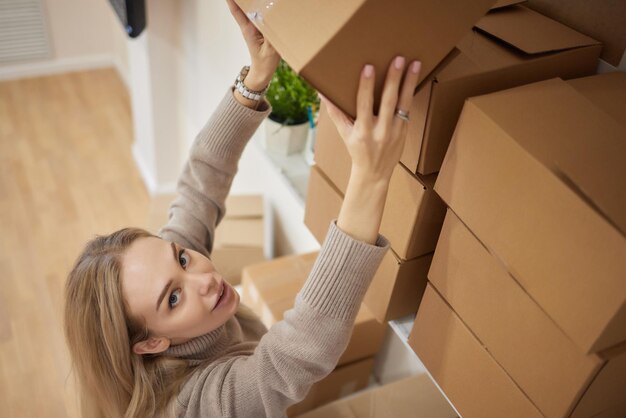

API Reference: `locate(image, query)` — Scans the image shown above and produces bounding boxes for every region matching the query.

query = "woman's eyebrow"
[155,242,179,311]
[156,279,173,312]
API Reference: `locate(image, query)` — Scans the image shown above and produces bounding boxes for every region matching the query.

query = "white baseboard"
[0,54,119,81]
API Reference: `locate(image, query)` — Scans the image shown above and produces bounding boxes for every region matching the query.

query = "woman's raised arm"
[177,57,420,417]
[327,57,421,244]
[159,0,280,256]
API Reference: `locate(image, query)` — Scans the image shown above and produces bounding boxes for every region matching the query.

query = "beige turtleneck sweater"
[159,89,389,417]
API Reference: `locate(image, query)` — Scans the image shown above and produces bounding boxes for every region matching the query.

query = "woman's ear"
[132,336,171,355]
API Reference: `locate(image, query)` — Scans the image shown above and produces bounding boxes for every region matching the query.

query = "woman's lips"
[213,282,229,311]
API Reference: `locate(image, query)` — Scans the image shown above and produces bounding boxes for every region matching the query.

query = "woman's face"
[121,236,239,351]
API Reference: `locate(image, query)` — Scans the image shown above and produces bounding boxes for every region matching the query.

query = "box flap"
[491,0,526,9]
[476,5,599,55]
[525,0,626,66]
[568,72,626,129]
[471,78,626,236]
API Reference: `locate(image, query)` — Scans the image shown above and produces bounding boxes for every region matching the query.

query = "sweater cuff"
[192,88,271,167]
[298,221,389,321]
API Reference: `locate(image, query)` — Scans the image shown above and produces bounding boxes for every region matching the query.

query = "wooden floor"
[0,69,151,417]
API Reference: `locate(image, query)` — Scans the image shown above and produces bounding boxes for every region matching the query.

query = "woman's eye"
[179,249,190,269]
[169,289,181,308]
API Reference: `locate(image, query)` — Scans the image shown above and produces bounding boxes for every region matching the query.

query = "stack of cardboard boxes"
[304,2,603,326]
[241,252,387,416]
[400,2,601,175]
[231,0,624,416]
[409,72,626,417]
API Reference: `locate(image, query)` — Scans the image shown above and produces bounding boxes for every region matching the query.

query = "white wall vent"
[0,0,51,63]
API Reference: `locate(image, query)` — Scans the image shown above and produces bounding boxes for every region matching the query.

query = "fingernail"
[411,61,421,74]
[394,56,405,70]
[363,64,374,78]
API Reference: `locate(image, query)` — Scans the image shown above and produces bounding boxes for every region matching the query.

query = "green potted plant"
[264,60,319,156]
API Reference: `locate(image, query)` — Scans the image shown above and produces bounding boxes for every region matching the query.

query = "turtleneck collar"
[160,310,268,367]
[163,319,232,364]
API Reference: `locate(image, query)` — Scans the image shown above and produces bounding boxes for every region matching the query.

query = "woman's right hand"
[226,0,280,92]
[322,57,421,244]
[322,57,421,184]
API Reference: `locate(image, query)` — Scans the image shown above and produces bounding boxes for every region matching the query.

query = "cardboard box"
[430,209,604,417]
[435,77,626,353]
[491,0,525,8]
[287,358,374,417]
[296,373,457,418]
[526,0,626,66]
[314,107,446,260]
[303,166,343,246]
[567,72,626,129]
[146,194,267,285]
[304,165,434,322]
[408,284,543,418]
[589,401,626,418]
[233,0,497,118]
[363,249,432,323]
[400,4,601,175]
[211,195,266,285]
[571,344,626,418]
[240,252,386,366]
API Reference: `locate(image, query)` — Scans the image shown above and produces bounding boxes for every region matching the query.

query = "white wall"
[44,0,114,58]
[0,0,129,83]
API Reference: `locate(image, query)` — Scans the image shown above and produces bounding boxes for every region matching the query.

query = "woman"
[64,1,421,416]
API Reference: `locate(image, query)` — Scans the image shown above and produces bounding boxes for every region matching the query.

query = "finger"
[356,64,375,124]
[321,96,353,140]
[395,61,421,117]
[378,56,406,125]
[227,0,265,55]
[226,0,251,30]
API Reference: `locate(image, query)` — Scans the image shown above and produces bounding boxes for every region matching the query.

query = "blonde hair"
[64,228,191,418]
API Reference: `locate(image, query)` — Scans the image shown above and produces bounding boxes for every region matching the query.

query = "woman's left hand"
[227,0,280,91]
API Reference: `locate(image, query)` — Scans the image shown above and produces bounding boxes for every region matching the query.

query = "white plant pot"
[264,118,309,156]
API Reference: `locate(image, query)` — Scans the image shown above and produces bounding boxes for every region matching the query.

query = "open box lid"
[470,78,626,236]
[476,5,600,55]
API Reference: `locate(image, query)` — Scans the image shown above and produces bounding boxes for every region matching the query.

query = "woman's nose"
[193,272,220,296]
